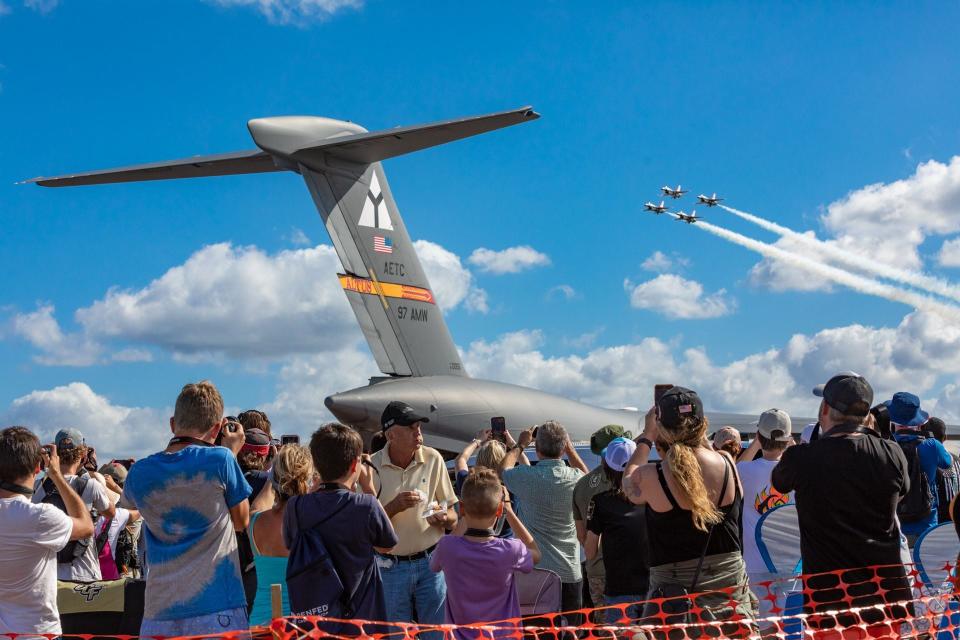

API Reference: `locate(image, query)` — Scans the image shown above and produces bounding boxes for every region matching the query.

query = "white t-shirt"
[33,473,112,581]
[800,422,818,443]
[0,495,73,637]
[98,507,132,560]
[737,457,793,574]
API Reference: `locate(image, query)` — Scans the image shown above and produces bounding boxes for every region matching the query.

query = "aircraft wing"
[262,106,539,167]
[24,149,279,187]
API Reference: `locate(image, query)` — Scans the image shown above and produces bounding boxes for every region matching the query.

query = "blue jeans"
[603,594,644,625]
[378,552,446,625]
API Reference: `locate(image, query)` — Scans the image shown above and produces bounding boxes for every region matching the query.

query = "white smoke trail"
[720,204,960,303]
[685,216,960,323]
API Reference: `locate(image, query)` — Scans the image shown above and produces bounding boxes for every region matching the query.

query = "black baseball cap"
[381,401,430,431]
[821,373,873,416]
[656,386,704,428]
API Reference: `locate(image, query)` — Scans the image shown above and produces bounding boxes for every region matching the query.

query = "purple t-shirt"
[430,535,533,639]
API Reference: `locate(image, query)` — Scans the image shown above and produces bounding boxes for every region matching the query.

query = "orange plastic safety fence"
[7,563,960,640]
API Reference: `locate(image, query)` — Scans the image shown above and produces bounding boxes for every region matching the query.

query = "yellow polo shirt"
[371,443,457,556]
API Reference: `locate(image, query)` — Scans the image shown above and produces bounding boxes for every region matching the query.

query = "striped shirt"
[503,460,584,583]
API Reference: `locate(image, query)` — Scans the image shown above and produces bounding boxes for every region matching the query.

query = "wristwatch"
[636,436,654,450]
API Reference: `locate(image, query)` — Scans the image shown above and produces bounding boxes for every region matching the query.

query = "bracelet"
[636,436,654,450]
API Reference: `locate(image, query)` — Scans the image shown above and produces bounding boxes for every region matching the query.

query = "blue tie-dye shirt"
[121,445,251,620]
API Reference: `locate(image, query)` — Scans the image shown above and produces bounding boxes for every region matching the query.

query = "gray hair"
[825,404,868,426]
[536,420,567,459]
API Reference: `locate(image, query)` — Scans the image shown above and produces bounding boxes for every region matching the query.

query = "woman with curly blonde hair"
[247,444,315,625]
[622,386,757,633]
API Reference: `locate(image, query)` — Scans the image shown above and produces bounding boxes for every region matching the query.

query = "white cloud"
[11,240,486,364]
[547,284,578,301]
[468,246,551,275]
[23,0,57,13]
[1,383,169,460]
[823,156,960,271]
[286,227,311,247]
[641,251,689,273]
[461,310,960,421]
[748,233,835,292]
[414,240,488,313]
[208,0,362,25]
[624,274,735,319]
[938,237,960,267]
[12,305,102,366]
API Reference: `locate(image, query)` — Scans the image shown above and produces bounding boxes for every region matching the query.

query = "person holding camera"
[1,426,95,639]
[31,427,116,582]
[120,381,251,638]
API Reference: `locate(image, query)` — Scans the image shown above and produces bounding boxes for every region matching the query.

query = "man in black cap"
[772,373,911,630]
[369,401,457,627]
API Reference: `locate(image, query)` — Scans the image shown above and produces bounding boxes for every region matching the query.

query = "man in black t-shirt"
[772,373,911,630]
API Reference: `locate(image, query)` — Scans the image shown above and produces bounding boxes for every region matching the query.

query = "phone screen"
[654,384,673,405]
[280,434,300,446]
[490,417,506,442]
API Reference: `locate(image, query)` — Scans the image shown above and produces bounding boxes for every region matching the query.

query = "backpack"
[936,455,960,522]
[113,526,140,575]
[897,437,935,524]
[285,495,352,617]
[40,474,102,564]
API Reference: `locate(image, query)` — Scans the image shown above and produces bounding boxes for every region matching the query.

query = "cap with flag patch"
[54,428,85,451]
[657,386,704,429]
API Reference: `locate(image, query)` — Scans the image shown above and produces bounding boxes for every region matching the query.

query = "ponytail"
[661,416,722,532]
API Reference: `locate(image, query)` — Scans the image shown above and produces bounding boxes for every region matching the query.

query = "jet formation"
[646,185,722,224]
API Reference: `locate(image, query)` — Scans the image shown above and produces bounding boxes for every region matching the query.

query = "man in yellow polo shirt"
[370,401,458,626]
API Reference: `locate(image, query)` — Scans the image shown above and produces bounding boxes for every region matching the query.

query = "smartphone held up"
[490,417,507,443]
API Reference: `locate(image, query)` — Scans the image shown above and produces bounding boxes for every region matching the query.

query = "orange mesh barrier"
[7,563,960,640]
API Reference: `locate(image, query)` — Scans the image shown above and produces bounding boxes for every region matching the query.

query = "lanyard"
[317,482,349,491]
[0,481,33,497]
[826,423,878,438]
[168,436,214,448]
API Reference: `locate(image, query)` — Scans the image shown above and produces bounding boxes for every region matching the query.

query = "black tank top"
[645,453,743,566]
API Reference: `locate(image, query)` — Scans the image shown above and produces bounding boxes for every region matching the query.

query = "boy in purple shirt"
[430,469,540,639]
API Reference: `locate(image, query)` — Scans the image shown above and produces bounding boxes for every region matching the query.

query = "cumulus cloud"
[1,383,169,460]
[208,0,362,25]
[414,240,488,313]
[641,251,689,273]
[11,240,486,364]
[461,309,960,421]
[468,246,551,275]
[938,237,960,267]
[624,274,735,319]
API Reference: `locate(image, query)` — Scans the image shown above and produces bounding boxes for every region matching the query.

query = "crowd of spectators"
[2,373,959,639]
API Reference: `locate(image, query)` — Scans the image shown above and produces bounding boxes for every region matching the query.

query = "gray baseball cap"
[757,409,792,442]
[54,428,85,450]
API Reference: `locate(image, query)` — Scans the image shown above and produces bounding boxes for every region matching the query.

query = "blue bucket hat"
[884,392,929,428]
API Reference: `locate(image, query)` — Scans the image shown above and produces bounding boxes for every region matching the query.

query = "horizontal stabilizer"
[252,106,540,167]
[24,149,278,188]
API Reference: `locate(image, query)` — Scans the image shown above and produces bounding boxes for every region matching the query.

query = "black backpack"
[40,474,110,564]
[897,438,935,524]
[285,495,352,617]
[113,526,140,575]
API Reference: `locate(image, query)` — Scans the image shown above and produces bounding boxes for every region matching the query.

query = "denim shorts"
[140,606,249,639]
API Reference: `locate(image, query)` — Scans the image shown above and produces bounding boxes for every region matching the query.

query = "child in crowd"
[430,468,540,640]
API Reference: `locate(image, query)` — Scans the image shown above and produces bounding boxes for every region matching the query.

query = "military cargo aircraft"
[26,107,765,451]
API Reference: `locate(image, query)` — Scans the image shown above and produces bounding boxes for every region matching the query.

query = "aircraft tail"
[27,106,539,378]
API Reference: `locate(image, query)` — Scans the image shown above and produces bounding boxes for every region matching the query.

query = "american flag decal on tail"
[374,236,393,253]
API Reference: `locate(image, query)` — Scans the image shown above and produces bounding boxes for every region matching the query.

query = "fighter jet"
[697,193,723,207]
[25,107,765,452]
[661,184,688,199]
[676,210,700,224]
[644,200,669,214]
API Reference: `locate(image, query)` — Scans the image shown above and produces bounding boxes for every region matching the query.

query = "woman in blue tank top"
[248,445,315,626]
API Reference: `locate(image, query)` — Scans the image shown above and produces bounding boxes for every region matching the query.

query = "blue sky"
[3,1,960,457]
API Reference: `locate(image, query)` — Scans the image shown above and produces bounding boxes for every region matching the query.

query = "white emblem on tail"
[359,173,393,230]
